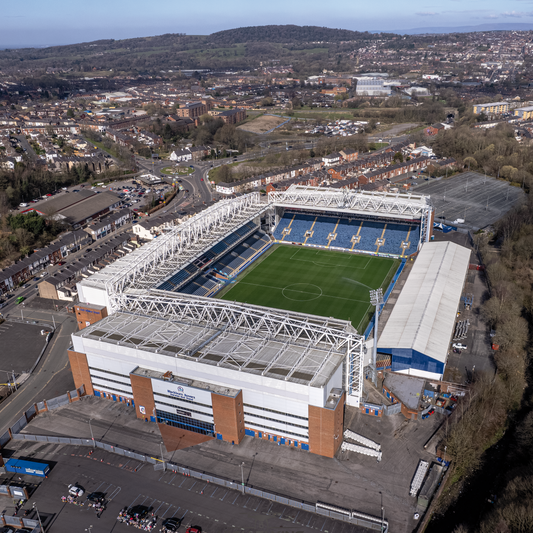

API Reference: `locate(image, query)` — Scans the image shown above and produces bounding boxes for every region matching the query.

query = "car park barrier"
[343,429,381,451]
[410,460,429,497]
[341,441,382,461]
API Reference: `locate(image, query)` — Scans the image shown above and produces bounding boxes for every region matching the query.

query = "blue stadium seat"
[272,212,420,255]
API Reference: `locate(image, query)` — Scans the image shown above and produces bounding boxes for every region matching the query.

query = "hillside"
[0,25,389,76]
[209,25,382,44]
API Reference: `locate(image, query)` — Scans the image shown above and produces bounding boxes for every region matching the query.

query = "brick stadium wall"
[75,304,108,330]
[129,374,156,421]
[211,391,245,444]
[67,350,94,395]
[308,393,345,458]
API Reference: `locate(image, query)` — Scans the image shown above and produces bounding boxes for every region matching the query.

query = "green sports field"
[219,245,399,332]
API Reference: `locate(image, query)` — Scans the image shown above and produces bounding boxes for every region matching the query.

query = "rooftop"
[378,241,471,366]
[76,311,346,388]
[383,372,425,411]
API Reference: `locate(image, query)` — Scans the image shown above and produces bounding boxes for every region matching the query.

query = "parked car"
[452,343,467,350]
[68,484,85,497]
[86,491,106,503]
[161,517,182,532]
[19,203,28,208]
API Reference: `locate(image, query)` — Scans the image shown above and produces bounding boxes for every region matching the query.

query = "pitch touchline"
[236,281,369,304]
[289,250,371,269]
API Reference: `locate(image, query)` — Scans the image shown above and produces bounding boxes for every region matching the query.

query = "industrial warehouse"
[69,188,471,457]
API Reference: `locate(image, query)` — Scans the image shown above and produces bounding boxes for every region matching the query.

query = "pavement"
[10,395,446,533]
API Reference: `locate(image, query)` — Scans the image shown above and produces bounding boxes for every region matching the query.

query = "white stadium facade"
[68,186,469,457]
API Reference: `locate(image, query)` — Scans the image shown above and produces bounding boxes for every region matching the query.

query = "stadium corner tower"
[70,187,434,457]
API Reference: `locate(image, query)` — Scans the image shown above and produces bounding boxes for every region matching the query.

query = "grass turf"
[219,245,399,332]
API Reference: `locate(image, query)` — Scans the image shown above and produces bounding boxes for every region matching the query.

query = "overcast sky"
[4,0,533,47]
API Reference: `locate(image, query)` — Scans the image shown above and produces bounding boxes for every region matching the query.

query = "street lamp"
[33,502,45,533]
[369,288,384,387]
[380,492,385,532]
[240,462,245,494]
[160,441,166,471]
[88,419,95,448]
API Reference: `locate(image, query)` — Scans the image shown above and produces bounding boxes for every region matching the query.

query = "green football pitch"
[219,245,399,332]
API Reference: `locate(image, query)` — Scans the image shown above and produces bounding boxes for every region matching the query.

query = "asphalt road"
[14,134,38,160]
[0,311,77,436]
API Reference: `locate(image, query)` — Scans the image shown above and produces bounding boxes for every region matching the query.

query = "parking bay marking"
[108,487,121,502]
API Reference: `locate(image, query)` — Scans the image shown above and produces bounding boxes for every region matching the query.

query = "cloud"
[483,14,498,19]
[415,11,438,16]
[500,10,533,17]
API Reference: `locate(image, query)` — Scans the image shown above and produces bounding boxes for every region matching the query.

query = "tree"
[14,227,33,248]
[393,151,403,163]
[217,165,232,183]
[67,108,75,118]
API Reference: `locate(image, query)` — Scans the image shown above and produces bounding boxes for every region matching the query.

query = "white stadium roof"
[377,241,471,376]
[269,185,432,220]
[76,310,347,389]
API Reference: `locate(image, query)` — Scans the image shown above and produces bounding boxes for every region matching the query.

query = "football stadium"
[70,185,470,458]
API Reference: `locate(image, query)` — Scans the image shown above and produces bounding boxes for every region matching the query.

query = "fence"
[4,515,40,529]
[46,393,70,411]
[364,258,406,339]
[384,403,402,416]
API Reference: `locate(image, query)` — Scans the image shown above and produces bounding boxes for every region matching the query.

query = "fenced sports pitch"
[415,171,525,230]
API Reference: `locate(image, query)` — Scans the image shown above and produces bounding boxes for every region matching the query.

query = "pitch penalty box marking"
[234,281,369,304]
[288,248,371,269]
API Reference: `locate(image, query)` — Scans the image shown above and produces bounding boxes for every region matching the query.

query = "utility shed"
[377,241,470,379]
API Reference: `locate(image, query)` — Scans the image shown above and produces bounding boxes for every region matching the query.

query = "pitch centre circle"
[282,283,323,301]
